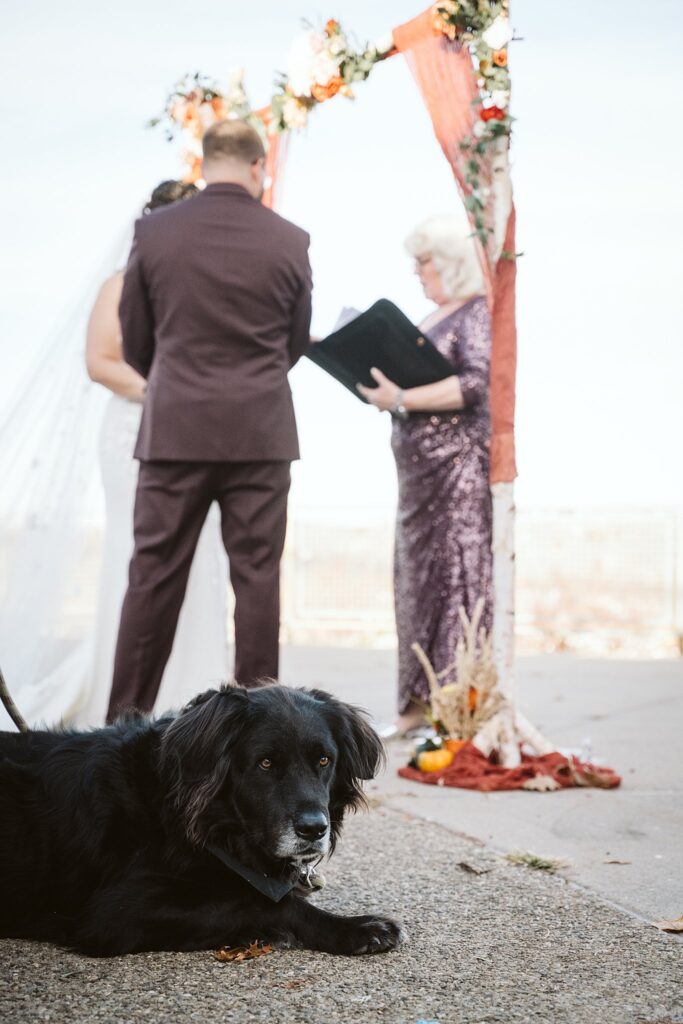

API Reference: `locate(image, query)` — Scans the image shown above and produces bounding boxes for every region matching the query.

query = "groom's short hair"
[202,120,266,166]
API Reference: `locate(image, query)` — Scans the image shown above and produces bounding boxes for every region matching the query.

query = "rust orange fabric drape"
[255,107,289,210]
[393,9,517,483]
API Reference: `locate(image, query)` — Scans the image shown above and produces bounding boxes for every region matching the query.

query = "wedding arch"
[153,1,549,767]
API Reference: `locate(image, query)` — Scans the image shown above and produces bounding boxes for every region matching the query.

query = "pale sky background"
[1,0,681,513]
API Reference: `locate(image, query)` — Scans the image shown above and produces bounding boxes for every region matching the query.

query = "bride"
[79,180,229,725]
[0,181,228,730]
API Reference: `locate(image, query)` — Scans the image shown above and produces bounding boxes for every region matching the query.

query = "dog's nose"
[294,811,328,840]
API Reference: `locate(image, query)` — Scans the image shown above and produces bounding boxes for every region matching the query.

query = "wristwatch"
[391,389,409,421]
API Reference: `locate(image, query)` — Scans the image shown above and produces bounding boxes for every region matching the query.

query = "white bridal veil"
[0,231,130,730]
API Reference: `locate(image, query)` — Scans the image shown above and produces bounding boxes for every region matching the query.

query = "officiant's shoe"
[375,720,434,743]
[375,721,400,741]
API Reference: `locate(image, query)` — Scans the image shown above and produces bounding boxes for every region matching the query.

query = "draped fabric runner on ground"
[399,742,622,792]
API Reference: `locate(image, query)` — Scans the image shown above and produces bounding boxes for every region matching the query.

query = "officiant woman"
[358,215,493,734]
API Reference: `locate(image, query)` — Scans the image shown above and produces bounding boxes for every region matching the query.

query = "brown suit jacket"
[120,183,312,462]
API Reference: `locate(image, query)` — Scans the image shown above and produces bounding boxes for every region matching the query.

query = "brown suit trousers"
[108,460,290,720]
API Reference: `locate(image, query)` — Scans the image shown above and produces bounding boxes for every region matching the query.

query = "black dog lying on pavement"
[0,684,405,957]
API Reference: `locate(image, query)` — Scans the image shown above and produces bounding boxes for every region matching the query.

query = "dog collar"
[206,844,296,903]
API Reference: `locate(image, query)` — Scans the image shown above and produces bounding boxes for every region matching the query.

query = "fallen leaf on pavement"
[456,861,491,875]
[652,915,683,933]
[283,979,308,990]
[603,858,632,865]
[213,941,274,962]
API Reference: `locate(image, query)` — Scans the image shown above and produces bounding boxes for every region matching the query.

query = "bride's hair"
[405,215,485,301]
[142,180,198,216]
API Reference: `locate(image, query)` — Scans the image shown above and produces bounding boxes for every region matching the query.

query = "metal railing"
[277,506,683,656]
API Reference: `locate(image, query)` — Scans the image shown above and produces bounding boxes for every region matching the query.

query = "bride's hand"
[357,367,400,412]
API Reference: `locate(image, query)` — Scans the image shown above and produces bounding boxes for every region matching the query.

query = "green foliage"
[505,851,566,873]
[434,0,507,40]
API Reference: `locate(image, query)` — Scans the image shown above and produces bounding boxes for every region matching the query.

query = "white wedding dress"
[0,237,228,733]
[0,386,229,732]
[75,394,229,726]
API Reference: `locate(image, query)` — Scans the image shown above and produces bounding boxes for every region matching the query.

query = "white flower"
[482,15,512,50]
[375,31,395,55]
[225,67,248,106]
[312,50,341,87]
[282,96,309,130]
[184,134,203,157]
[490,89,510,109]
[287,30,326,96]
[473,120,487,137]
[198,103,217,130]
[327,35,347,56]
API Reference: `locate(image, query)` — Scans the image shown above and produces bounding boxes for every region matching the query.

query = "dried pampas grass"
[411,597,504,740]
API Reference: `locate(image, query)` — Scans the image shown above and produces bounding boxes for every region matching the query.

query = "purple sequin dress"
[391,296,493,713]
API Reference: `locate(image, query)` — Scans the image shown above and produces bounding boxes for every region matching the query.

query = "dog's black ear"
[307,689,385,836]
[159,686,249,845]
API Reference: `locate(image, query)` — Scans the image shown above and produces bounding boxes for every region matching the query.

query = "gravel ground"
[2,806,681,1024]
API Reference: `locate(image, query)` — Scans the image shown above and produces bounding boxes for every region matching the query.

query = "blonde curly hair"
[405,214,485,301]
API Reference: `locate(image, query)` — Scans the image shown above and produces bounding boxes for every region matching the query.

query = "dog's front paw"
[342,915,406,956]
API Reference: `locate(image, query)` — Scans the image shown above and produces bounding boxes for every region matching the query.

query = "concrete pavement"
[282,648,683,924]
[2,650,681,1023]
[2,807,680,1024]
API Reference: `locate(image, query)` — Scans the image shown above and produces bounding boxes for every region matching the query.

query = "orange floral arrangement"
[271,17,388,132]
[150,71,267,183]
[430,1,513,249]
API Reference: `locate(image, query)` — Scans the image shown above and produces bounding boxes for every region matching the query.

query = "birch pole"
[471,102,553,764]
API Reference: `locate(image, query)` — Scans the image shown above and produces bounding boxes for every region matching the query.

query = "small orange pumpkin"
[417,748,454,773]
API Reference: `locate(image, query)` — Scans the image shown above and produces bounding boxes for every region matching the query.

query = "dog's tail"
[0,665,29,732]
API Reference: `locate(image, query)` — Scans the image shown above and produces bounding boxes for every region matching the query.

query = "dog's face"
[159,685,384,872]
[234,703,338,863]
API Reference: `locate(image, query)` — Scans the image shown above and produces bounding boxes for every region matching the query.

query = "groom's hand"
[357,368,400,412]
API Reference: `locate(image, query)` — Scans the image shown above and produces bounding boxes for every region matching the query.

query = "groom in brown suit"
[107,120,312,721]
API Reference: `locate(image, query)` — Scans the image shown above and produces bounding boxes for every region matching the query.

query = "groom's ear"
[250,156,267,196]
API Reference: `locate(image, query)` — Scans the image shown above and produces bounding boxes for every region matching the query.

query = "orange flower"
[311,75,343,102]
[480,106,506,122]
[210,96,226,118]
[492,48,507,67]
[468,687,478,712]
[182,103,199,128]
[433,10,458,40]
[325,18,339,35]
[183,154,202,184]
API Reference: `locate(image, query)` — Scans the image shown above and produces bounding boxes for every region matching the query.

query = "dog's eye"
[319,756,330,768]
[258,758,273,771]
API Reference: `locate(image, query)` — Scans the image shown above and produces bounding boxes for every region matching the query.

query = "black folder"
[306,299,455,404]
